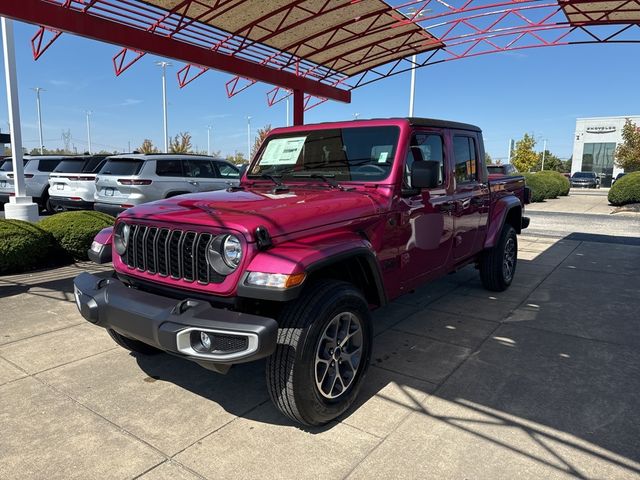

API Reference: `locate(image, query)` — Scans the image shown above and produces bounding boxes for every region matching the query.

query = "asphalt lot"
[1,193,639,479]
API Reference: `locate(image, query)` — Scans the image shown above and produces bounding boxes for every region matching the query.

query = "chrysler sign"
[585,126,616,134]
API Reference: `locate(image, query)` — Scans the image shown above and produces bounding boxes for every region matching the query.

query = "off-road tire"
[266,280,373,426]
[107,329,161,355]
[480,224,517,292]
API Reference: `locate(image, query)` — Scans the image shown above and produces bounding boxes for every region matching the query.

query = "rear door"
[451,132,490,260]
[184,159,223,192]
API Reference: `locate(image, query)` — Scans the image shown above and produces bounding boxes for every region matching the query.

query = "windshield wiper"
[290,172,343,190]
[261,173,283,186]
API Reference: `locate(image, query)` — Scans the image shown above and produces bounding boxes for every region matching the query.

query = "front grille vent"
[123,224,224,284]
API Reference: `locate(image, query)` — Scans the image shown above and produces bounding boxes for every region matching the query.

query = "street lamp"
[155,61,172,153]
[247,116,252,159]
[86,110,93,154]
[207,125,212,156]
[403,8,430,117]
[31,87,45,154]
[353,113,360,120]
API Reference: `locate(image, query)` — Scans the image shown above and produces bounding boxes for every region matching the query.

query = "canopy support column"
[293,89,304,126]
[2,17,39,222]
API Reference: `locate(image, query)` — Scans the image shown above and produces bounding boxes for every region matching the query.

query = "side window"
[186,160,217,178]
[156,159,184,177]
[216,162,240,178]
[453,136,478,184]
[38,159,62,172]
[405,133,444,187]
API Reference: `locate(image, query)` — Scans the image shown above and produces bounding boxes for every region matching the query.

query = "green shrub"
[608,171,640,206]
[39,211,115,260]
[0,219,58,274]
[522,173,549,202]
[536,171,566,198]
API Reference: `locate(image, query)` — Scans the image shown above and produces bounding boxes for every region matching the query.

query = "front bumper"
[571,182,597,188]
[73,272,278,369]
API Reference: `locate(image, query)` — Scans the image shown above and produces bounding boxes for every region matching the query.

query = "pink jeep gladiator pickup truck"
[75,118,530,426]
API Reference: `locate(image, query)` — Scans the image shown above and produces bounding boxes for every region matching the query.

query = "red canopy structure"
[1,0,639,124]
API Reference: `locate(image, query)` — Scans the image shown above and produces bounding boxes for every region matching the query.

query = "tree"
[485,152,494,165]
[615,119,640,172]
[169,132,192,154]
[251,124,272,159]
[533,150,565,172]
[139,139,159,154]
[226,152,247,165]
[511,134,538,172]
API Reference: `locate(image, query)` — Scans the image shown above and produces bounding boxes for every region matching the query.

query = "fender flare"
[484,196,522,249]
[237,236,386,305]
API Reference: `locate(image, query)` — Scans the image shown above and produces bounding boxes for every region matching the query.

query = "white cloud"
[117,98,143,107]
[49,79,71,87]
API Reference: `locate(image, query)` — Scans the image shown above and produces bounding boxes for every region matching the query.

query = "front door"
[452,133,490,260]
[398,130,455,288]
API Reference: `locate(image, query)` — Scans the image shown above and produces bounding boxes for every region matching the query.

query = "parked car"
[75,117,529,426]
[571,171,600,188]
[612,172,626,185]
[93,153,241,216]
[487,163,517,178]
[0,155,67,212]
[48,155,107,211]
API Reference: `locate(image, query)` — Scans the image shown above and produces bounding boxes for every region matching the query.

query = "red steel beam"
[0,0,350,104]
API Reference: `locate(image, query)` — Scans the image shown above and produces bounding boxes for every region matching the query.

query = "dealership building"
[571,115,640,187]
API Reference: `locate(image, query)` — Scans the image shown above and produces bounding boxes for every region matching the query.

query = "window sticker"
[260,137,306,165]
[371,145,393,163]
[378,152,389,163]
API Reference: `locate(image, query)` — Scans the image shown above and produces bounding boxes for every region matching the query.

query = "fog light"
[200,331,212,350]
[90,241,102,253]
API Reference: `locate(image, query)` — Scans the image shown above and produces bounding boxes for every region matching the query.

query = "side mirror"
[411,161,440,189]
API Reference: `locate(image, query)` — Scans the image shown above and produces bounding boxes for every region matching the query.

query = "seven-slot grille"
[122,224,224,284]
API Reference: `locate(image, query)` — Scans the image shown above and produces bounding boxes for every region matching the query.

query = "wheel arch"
[484,197,522,249]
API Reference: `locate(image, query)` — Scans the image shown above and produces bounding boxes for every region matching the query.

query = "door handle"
[188,181,199,186]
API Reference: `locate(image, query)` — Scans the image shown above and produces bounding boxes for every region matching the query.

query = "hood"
[121,185,386,241]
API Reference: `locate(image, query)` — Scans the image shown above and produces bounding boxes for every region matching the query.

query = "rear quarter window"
[38,159,63,172]
[100,158,145,175]
[156,159,185,177]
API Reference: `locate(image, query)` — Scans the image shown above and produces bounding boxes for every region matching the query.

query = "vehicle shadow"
[131,232,640,477]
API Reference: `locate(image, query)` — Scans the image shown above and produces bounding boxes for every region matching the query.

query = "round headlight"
[206,234,242,275]
[113,222,130,256]
[222,235,242,268]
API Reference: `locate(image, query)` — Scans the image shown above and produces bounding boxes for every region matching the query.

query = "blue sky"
[1,20,639,160]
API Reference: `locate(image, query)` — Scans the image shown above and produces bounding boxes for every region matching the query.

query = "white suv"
[94,153,241,216]
[48,155,107,211]
[0,155,66,212]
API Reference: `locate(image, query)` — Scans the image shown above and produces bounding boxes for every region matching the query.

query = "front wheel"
[266,280,372,426]
[479,224,517,292]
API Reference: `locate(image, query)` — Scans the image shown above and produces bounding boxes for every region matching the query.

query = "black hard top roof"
[406,117,482,132]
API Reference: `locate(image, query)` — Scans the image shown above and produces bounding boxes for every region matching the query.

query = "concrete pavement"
[1,194,640,479]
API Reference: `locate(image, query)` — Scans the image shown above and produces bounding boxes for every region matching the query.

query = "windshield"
[573,172,595,178]
[248,126,400,182]
[0,159,29,172]
[99,158,144,176]
[53,159,85,173]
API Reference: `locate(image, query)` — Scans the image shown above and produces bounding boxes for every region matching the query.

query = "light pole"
[286,95,290,127]
[403,8,429,117]
[86,110,93,154]
[353,113,360,120]
[31,87,45,154]
[541,139,547,171]
[247,116,251,159]
[207,125,212,156]
[155,61,171,153]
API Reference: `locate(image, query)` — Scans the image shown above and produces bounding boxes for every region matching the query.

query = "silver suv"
[0,155,66,212]
[48,155,107,211]
[94,153,241,216]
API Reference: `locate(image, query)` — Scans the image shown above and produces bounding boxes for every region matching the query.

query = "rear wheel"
[107,329,161,355]
[40,188,54,214]
[479,224,517,292]
[266,280,372,426]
